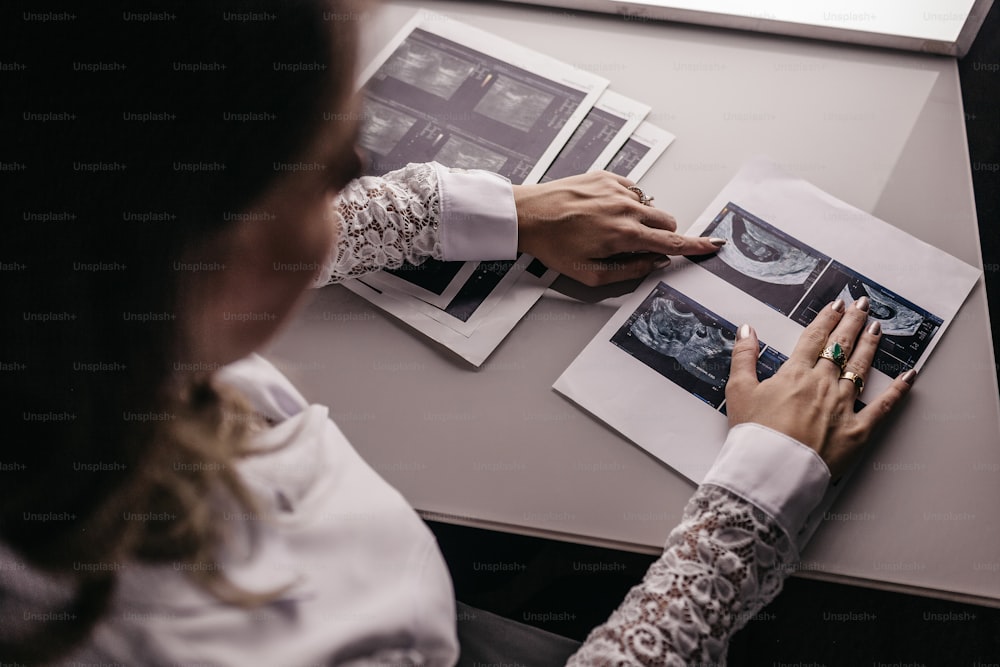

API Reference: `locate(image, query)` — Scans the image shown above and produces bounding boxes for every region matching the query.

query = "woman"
[3,1,912,664]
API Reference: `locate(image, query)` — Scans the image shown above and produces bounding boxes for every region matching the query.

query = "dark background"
[430,3,1000,664]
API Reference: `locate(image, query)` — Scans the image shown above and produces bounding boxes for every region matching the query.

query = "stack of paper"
[341,11,675,365]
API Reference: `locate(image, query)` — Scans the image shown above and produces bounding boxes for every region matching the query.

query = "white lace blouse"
[10,162,832,666]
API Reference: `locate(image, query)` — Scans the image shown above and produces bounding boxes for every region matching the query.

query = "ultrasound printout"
[554,157,980,483]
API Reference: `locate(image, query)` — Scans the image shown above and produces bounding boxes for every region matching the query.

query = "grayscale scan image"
[541,104,626,182]
[606,137,650,177]
[714,209,820,285]
[383,39,475,100]
[630,297,735,385]
[358,101,419,157]
[361,28,587,182]
[837,282,922,337]
[611,282,741,408]
[691,203,830,315]
[474,75,555,132]
[435,135,508,171]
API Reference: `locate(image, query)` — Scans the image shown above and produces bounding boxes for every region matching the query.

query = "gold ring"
[840,370,864,395]
[818,342,847,372]
[627,185,654,206]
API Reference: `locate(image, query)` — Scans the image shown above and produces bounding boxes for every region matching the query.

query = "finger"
[630,227,725,256]
[789,299,847,367]
[822,297,872,366]
[637,208,677,232]
[606,172,636,189]
[839,319,881,400]
[854,368,916,433]
[726,323,761,396]
[571,253,670,286]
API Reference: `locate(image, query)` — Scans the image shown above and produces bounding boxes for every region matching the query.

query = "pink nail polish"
[900,369,916,385]
[831,299,846,313]
[738,324,752,340]
[867,321,881,336]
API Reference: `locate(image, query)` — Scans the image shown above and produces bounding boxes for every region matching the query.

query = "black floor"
[431,4,1000,665]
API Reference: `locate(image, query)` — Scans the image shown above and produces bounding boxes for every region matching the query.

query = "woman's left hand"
[513,171,724,286]
[725,298,914,480]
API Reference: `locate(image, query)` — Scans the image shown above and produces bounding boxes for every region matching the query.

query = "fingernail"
[855,296,870,312]
[900,369,917,385]
[831,298,846,313]
[653,257,671,270]
[738,324,753,340]
[867,320,881,336]
[709,237,727,247]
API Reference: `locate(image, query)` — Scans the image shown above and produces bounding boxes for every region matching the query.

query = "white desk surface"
[267,0,1000,606]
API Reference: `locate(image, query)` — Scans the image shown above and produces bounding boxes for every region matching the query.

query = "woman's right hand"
[724,297,915,479]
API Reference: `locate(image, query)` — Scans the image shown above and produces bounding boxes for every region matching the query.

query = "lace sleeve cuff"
[313,163,517,286]
[434,162,518,262]
[702,423,831,549]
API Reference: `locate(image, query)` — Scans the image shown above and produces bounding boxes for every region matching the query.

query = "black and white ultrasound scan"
[611,282,739,408]
[691,203,829,315]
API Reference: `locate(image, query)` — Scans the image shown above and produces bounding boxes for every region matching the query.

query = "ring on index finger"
[817,342,847,372]
[627,185,654,206]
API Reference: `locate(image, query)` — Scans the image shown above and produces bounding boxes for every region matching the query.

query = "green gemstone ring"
[818,342,847,371]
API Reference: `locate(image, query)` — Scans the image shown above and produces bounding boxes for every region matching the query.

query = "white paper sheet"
[554,156,981,482]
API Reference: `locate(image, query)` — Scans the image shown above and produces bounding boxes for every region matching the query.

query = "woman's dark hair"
[2,0,358,661]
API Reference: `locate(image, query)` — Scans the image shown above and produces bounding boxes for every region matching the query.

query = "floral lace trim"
[315,163,444,286]
[567,485,796,667]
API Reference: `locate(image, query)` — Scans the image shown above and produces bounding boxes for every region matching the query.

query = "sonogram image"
[714,209,821,286]
[691,204,830,315]
[611,282,740,408]
[474,76,555,132]
[381,38,475,100]
[837,281,922,337]
[434,135,508,171]
[358,101,419,157]
[630,296,735,385]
